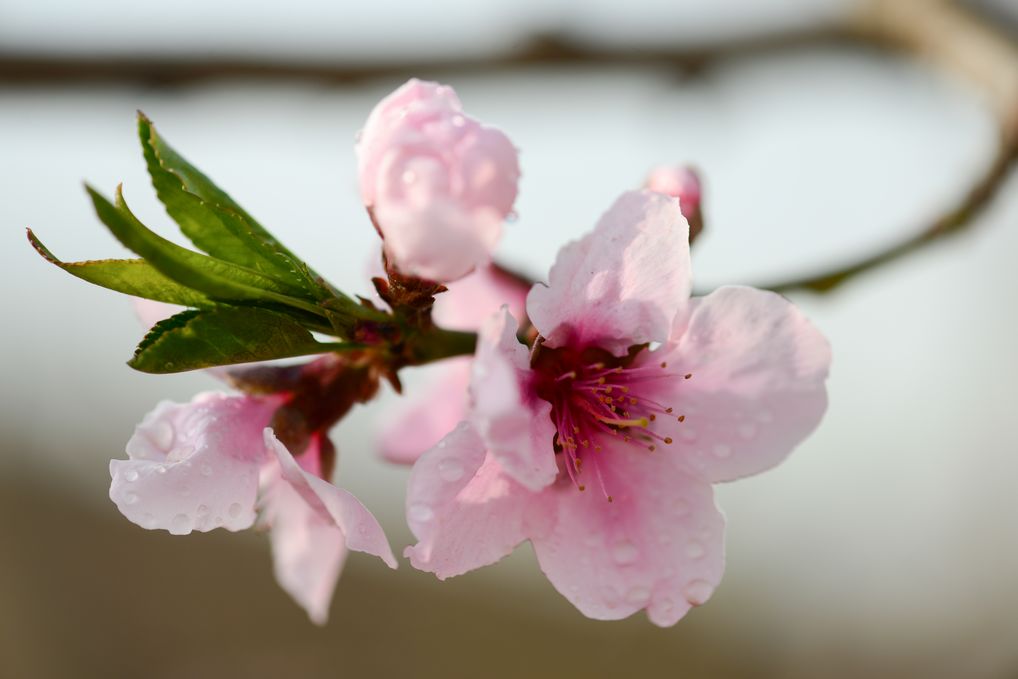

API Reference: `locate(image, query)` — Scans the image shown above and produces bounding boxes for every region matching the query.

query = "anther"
[664,437,673,444]
[648,444,656,452]
[678,415,686,422]
[607,495,614,503]
[665,407,673,413]
[684,373,692,380]
[660,361,668,368]
[649,414,656,422]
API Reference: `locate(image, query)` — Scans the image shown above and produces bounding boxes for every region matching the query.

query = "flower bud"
[645,165,703,242]
[357,79,520,282]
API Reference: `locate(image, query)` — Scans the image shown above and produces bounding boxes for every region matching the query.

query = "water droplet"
[685,542,705,559]
[227,502,242,518]
[212,515,224,527]
[124,492,138,505]
[738,423,757,439]
[156,465,167,475]
[684,579,714,606]
[124,469,139,483]
[408,503,434,523]
[142,513,156,528]
[756,409,774,423]
[402,170,416,184]
[681,428,698,442]
[437,440,447,449]
[611,541,639,566]
[713,444,732,458]
[171,513,191,533]
[196,504,209,516]
[451,114,466,127]
[437,458,464,482]
[149,420,174,451]
[626,587,650,605]
[200,464,213,477]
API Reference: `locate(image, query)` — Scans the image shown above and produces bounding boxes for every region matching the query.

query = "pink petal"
[526,190,691,355]
[109,393,277,534]
[378,357,472,465]
[653,285,831,482]
[357,79,462,206]
[470,308,557,491]
[374,199,502,282]
[433,265,530,332]
[378,268,530,466]
[531,444,725,626]
[456,125,520,217]
[404,422,541,579]
[264,429,397,569]
[259,438,349,625]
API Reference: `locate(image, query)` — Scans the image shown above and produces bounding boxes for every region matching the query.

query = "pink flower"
[378,265,529,464]
[356,78,520,282]
[646,165,703,241]
[404,190,830,626]
[109,392,396,624]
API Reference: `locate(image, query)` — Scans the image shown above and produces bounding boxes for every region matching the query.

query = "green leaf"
[138,113,335,300]
[27,228,214,307]
[87,184,331,321]
[129,306,359,373]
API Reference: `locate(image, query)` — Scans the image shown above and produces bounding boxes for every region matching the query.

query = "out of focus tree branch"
[2,0,1012,295]
[763,0,1018,294]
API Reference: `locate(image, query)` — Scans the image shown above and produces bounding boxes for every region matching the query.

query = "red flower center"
[530,343,691,501]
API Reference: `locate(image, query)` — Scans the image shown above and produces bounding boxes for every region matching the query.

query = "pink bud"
[356,79,520,282]
[645,165,703,242]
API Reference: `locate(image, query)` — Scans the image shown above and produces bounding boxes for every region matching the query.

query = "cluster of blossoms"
[50,79,829,626]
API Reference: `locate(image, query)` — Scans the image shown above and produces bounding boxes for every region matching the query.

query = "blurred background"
[2,0,1017,676]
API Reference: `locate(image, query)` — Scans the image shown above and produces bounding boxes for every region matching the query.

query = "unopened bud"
[646,165,703,243]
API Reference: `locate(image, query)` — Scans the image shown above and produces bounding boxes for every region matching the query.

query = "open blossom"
[109,392,396,624]
[378,264,529,464]
[404,190,830,625]
[356,78,520,282]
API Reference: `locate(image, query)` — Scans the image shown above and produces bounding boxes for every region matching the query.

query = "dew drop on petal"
[200,464,213,477]
[124,492,138,505]
[685,579,714,606]
[227,502,242,519]
[212,516,224,527]
[713,444,732,459]
[156,465,168,475]
[124,469,139,483]
[142,513,156,529]
[738,423,757,440]
[196,504,209,516]
[149,420,175,451]
[437,440,447,449]
[408,503,434,523]
[451,114,466,127]
[437,458,464,482]
[681,428,698,442]
[611,541,639,566]
[685,542,705,559]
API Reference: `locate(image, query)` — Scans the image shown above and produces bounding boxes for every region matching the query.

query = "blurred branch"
[2,1,1013,295]
[763,0,1018,294]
